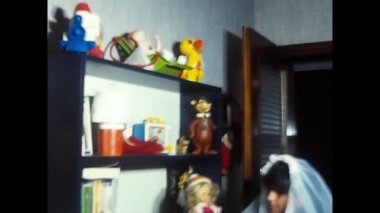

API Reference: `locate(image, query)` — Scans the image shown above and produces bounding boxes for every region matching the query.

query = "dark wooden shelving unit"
[48,54,222,213]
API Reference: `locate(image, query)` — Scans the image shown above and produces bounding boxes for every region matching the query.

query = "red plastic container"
[98,124,125,156]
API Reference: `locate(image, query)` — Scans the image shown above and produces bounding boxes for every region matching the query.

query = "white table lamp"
[91,85,129,156]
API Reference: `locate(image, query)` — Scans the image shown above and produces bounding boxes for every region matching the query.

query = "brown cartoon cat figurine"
[189,98,217,154]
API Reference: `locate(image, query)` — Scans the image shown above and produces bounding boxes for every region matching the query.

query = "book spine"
[92,180,102,213]
[81,182,93,213]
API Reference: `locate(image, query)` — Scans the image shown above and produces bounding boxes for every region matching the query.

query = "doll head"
[185,174,220,209]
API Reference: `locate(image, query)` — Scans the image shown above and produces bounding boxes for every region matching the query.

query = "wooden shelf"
[85,55,220,90]
[81,154,219,170]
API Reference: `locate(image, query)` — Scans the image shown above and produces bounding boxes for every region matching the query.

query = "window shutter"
[258,64,285,166]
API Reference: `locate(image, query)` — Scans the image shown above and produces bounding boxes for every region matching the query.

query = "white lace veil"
[243,154,332,213]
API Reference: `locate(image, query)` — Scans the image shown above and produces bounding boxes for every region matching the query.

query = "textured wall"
[48,0,255,90]
[253,0,332,45]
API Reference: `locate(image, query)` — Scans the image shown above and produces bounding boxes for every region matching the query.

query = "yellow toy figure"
[178,170,189,191]
[177,136,190,155]
[179,38,204,82]
[185,173,221,213]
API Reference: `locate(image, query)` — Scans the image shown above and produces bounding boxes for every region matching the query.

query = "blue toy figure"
[60,15,95,54]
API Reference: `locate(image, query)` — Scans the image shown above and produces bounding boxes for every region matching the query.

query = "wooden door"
[241,26,332,207]
[242,26,283,183]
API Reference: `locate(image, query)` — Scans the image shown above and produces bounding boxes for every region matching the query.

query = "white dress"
[242,154,332,213]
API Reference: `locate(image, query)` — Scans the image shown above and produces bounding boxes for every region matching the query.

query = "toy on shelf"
[105,31,161,67]
[185,173,221,213]
[74,2,104,58]
[176,136,190,155]
[105,31,193,77]
[60,15,96,54]
[149,51,193,77]
[105,33,137,63]
[124,31,161,70]
[188,98,217,154]
[179,38,204,82]
[221,133,232,175]
[132,117,173,154]
[130,31,161,56]
[61,2,104,58]
[220,94,241,175]
[123,135,163,155]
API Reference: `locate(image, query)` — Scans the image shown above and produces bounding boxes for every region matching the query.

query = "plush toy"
[122,135,163,155]
[124,30,162,70]
[179,38,204,82]
[189,98,217,154]
[185,173,221,213]
[128,31,162,56]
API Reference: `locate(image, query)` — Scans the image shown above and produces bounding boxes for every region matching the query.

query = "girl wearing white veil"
[243,154,332,213]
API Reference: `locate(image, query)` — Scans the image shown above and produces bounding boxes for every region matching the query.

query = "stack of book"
[81,167,120,213]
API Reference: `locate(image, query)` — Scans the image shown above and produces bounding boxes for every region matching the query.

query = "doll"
[221,133,232,175]
[188,98,217,154]
[185,174,222,213]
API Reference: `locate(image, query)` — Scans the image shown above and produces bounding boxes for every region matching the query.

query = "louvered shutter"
[258,64,285,166]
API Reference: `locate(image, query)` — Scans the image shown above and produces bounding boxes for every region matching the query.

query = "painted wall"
[253,0,332,45]
[48,0,255,90]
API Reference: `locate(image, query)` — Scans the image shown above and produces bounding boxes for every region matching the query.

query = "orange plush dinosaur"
[179,38,204,82]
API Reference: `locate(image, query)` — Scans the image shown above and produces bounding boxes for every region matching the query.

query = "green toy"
[148,54,192,77]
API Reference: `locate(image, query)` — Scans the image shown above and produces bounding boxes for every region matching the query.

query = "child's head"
[262,161,290,213]
[263,161,290,194]
[255,154,332,213]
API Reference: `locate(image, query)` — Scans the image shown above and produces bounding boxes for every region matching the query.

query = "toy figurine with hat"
[188,97,217,155]
[61,2,104,58]
[74,2,104,58]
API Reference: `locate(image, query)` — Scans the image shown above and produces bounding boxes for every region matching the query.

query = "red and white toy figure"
[72,2,104,58]
[221,133,232,175]
[185,174,222,213]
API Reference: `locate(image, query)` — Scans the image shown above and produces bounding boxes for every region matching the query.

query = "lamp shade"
[91,86,129,124]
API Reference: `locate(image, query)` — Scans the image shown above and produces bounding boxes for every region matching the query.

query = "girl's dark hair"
[263,161,290,194]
